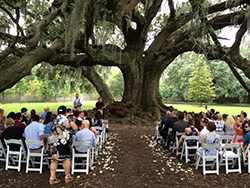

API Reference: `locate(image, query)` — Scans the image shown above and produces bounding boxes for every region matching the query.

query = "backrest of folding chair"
[224,143,240,149]
[202,144,221,149]
[221,135,234,143]
[4,139,22,145]
[176,132,184,142]
[72,141,91,147]
[184,136,199,141]
[25,140,43,147]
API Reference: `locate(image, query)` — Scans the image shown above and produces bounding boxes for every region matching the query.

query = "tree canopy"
[1,0,250,118]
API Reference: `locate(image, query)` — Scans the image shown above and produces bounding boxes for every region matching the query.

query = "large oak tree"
[0,0,250,118]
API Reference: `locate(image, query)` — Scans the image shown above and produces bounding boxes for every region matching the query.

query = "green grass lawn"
[0,101,96,115]
[1,101,250,117]
[165,103,250,116]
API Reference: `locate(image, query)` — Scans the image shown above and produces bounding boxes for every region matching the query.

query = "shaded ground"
[0,124,249,188]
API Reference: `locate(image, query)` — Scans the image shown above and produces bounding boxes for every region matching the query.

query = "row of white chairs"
[0,120,109,175]
[154,120,249,175]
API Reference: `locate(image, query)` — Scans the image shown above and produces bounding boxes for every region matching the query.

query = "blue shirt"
[41,111,47,120]
[243,131,250,146]
[44,122,51,135]
[73,128,96,153]
[24,121,44,149]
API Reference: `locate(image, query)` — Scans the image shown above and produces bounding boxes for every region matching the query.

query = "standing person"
[24,115,45,151]
[47,106,78,185]
[72,94,83,110]
[21,107,28,125]
[95,97,107,119]
[41,106,50,120]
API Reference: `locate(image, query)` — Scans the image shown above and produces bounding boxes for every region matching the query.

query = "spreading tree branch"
[168,0,175,20]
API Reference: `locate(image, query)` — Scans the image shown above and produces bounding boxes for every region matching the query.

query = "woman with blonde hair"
[218,114,225,124]
[186,114,193,122]
[224,115,236,135]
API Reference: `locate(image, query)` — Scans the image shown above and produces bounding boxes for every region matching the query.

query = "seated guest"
[43,112,53,135]
[73,120,97,153]
[86,117,97,140]
[161,111,179,144]
[83,110,88,119]
[41,106,50,120]
[14,113,26,133]
[217,114,225,126]
[2,118,24,151]
[74,111,84,129]
[28,109,36,125]
[7,111,15,119]
[186,114,193,122]
[21,107,28,125]
[96,97,107,119]
[167,112,189,148]
[174,118,199,150]
[224,115,236,135]
[25,115,45,151]
[199,118,209,143]
[0,109,4,116]
[183,111,188,121]
[159,111,171,132]
[195,122,220,165]
[94,111,103,127]
[0,115,6,131]
[194,117,202,132]
[243,121,250,146]
[212,114,224,133]
[66,108,72,117]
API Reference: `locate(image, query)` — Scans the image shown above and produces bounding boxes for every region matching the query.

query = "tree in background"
[188,59,215,106]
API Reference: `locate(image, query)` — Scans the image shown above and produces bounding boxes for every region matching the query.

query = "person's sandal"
[49,178,61,185]
[65,176,73,184]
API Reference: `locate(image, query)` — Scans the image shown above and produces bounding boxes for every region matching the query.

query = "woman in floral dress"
[48,106,77,185]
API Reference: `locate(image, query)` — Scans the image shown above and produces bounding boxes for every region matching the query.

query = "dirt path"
[0,124,250,188]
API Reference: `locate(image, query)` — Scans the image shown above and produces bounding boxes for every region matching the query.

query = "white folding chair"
[25,140,45,173]
[71,141,91,174]
[0,139,6,161]
[174,132,185,156]
[155,121,161,140]
[196,144,221,175]
[244,143,250,173]
[180,136,199,163]
[94,126,104,149]
[220,135,234,151]
[4,139,26,171]
[103,120,109,143]
[219,143,241,174]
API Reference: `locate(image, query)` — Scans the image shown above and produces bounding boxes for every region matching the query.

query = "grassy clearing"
[165,103,250,116]
[0,101,96,115]
[1,101,249,117]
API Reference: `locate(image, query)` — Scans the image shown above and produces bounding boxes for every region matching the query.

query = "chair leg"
[40,154,43,174]
[5,152,9,170]
[26,152,29,173]
[18,152,22,172]
[71,155,74,175]
[196,155,201,170]
[203,158,206,175]
[225,156,228,174]
[238,156,241,173]
[216,155,219,175]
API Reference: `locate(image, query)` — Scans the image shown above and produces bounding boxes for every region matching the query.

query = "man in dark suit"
[2,118,24,151]
[161,111,179,144]
[168,112,189,146]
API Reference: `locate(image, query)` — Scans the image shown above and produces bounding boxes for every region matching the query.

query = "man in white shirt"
[199,118,209,143]
[72,94,83,109]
